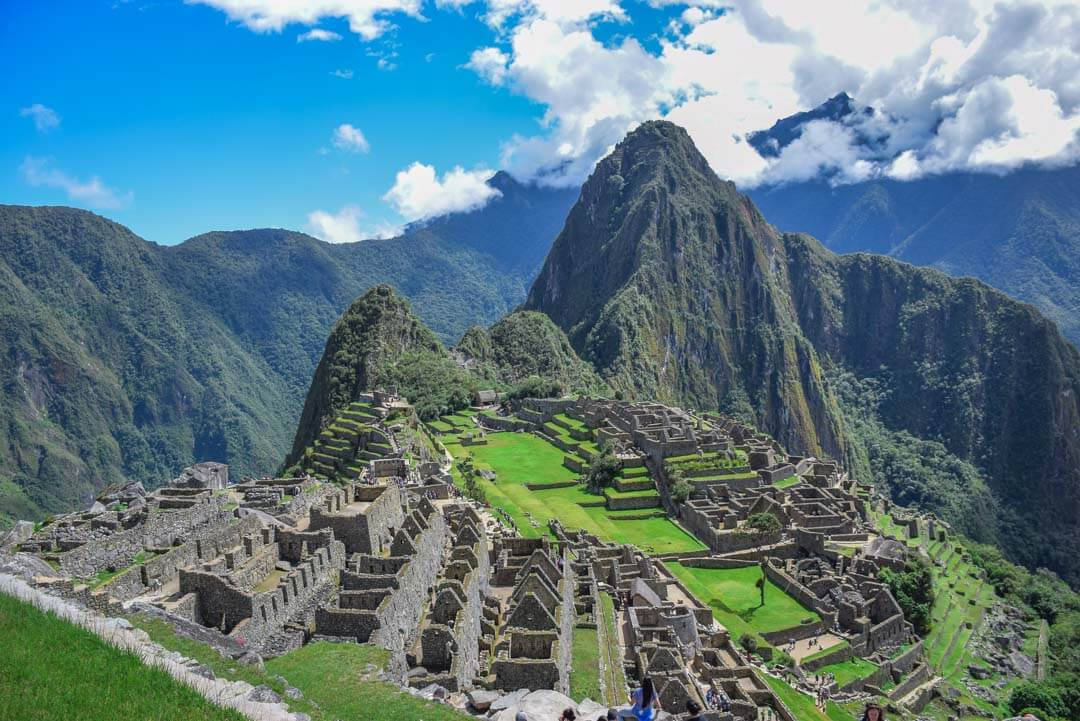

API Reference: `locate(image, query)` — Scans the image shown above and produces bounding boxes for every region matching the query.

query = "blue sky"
[2,1,563,242]
[4,1,1078,245]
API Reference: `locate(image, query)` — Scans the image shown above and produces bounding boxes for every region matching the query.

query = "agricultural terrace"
[441,431,705,554]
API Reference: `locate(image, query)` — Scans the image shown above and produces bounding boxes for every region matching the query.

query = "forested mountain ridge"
[745,97,1080,348]
[0,174,576,527]
[524,120,1080,585]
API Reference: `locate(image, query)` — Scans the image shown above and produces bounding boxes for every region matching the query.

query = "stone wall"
[309,484,404,555]
[58,496,231,578]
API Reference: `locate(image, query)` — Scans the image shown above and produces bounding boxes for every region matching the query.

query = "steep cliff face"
[785,237,1080,576]
[525,120,847,460]
[525,120,1080,584]
[287,285,444,462]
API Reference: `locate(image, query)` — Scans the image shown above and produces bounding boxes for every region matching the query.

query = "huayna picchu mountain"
[287,287,601,468]
[525,120,1080,585]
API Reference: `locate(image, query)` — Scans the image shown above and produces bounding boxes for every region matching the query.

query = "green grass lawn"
[813,655,878,688]
[0,594,246,721]
[599,592,627,706]
[757,671,851,721]
[129,611,469,721]
[554,413,590,431]
[569,626,602,702]
[445,433,705,554]
[666,563,818,645]
[773,475,801,489]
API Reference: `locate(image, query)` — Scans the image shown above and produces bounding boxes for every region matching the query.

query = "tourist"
[516,713,528,721]
[606,709,618,721]
[860,704,884,721]
[560,709,577,721]
[685,700,704,721]
[627,676,659,721]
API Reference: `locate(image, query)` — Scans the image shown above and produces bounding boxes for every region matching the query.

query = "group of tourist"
[703,686,729,711]
[515,686,887,721]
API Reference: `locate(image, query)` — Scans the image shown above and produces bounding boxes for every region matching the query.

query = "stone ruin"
[3,390,961,719]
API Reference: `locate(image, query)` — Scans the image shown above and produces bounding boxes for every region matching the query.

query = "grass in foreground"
[667,563,819,645]
[758,671,852,721]
[130,614,469,721]
[0,593,246,721]
[264,642,468,721]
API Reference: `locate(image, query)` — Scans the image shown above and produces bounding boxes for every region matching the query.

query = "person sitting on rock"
[560,709,576,721]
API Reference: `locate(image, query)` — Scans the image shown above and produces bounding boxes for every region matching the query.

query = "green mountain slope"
[0,176,576,527]
[748,167,1080,348]
[456,311,605,391]
[525,120,1080,585]
[0,205,289,523]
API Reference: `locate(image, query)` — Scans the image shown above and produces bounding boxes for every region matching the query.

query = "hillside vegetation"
[0,175,574,527]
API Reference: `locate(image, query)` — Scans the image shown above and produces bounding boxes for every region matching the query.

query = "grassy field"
[264,643,468,721]
[758,671,851,721]
[569,626,602,702]
[666,563,818,645]
[813,655,878,688]
[773,475,801,489]
[0,594,246,721]
[444,432,705,554]
[599,592,627,706]
[128,612,470,721]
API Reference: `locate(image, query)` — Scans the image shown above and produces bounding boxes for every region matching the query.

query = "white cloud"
[297,27,341,41]
[382,162,500,221]
[332,123,371,152]
[187,0,424,40]
[20,157,132,210]
[465,47,510,85]
[306,204,402,243]
[19,104,60,132]
[330,68,354,78]
[463,0,1080,187]
[482,0,625,29]
[475,16,676,185]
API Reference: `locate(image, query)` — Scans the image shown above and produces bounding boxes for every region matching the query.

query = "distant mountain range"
[525,120,1080,585]
[745,94,1080,348]
[0,175,576,525]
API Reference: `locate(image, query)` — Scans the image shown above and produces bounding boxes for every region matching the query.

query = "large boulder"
[494,690,577,721]
[1,520,35,549]
[466,689,500,711]
[490,689,530,712]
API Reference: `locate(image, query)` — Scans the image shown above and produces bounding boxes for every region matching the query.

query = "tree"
[742,512,782,545]
[1008,681,1067,719]
[457,453,486,504]
[584,440,621,494]
[669,467,692,503]
[879,556,935,636]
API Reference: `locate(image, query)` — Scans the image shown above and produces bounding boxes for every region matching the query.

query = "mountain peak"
[286,283,444,462]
